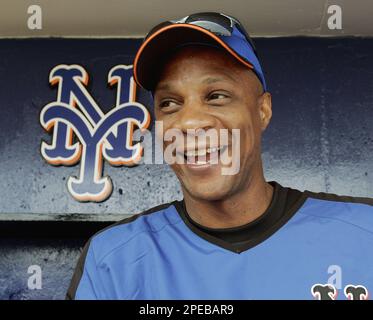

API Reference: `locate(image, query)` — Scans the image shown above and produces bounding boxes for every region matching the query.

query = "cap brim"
[133,23,254,91]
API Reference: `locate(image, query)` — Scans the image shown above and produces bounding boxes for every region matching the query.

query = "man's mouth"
[181,145,228,165]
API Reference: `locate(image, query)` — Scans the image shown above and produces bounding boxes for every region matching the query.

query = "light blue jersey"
[67,183,373,300]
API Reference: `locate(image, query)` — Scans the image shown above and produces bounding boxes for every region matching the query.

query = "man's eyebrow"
[155,83,170,91]
[155,74,238,91]
[201,75,238,85]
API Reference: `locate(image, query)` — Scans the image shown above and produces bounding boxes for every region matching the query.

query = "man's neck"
[182,176,274,229]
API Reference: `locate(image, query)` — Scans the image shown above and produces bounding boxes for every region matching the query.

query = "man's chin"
[182,182,233,202]
[174,164,238,201]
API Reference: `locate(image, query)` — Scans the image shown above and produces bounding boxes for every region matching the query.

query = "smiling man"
[67,12,373,300]
[152,44,273,229]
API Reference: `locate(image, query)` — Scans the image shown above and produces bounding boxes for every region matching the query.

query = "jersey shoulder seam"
[97,218,183,265]
[304,190,373,206]
[92,201,177,239]
[91,201,182,265]
[298,210,373,236]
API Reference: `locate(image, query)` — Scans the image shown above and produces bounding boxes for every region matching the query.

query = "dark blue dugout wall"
[0,38,372,299]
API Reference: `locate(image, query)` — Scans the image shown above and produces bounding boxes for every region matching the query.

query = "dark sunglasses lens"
[145,21,173,40]
[185,12,233,35]
[145,13,233,39]
[185,12,233,31]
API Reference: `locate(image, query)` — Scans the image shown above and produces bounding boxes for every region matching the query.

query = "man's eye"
[159,100,178,109]
[208,92,229,101]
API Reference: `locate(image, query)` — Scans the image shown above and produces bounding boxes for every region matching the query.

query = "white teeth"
[207,147,220,153]
[185,147,221,157]
[185,149,206,157]
[196,160,207,165]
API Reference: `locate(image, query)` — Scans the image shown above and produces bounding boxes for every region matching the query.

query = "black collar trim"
[173,183,308,254]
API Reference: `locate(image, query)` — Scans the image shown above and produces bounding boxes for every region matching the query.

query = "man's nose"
[172,100,217,133]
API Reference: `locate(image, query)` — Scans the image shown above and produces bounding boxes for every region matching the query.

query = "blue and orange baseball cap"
[133,12,267,92]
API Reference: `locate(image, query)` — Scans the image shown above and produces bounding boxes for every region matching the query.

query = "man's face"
[153,46,272,201]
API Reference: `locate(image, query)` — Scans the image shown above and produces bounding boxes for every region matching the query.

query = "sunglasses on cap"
[133,12,267,92]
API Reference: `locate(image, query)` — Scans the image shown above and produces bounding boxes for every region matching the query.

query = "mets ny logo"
[40,64,151,202]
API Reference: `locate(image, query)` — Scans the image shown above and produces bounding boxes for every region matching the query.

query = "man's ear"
[258,92,272,131]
